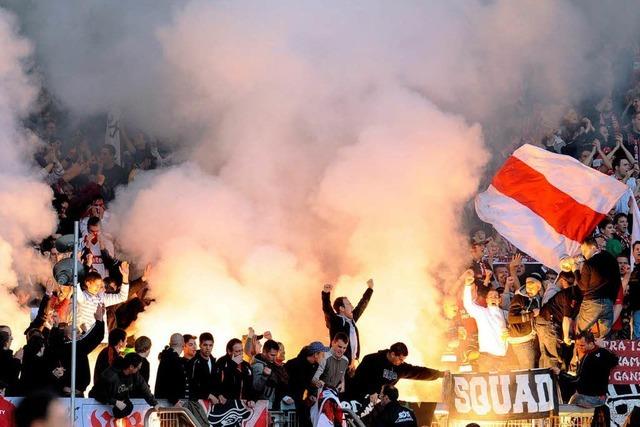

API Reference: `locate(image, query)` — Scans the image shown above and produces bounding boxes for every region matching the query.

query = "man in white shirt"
[461,269,508,372]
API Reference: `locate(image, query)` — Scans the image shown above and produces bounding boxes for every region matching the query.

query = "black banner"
[447,368,559,421]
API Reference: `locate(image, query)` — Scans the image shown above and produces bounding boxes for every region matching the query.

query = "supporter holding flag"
[571,238,621,338]
[535,271,581,370]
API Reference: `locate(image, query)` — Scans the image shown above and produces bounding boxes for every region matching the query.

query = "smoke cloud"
[0,7,56,337]
[6,0,640,397]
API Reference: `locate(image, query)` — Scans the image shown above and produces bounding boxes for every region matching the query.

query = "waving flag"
[475,144,628,268]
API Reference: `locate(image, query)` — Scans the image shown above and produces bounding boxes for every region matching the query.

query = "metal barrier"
[144,407,201,427]
[429,404,595,426]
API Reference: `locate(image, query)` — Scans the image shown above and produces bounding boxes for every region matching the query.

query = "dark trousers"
[535,319,564,369]
[511,339,537,370]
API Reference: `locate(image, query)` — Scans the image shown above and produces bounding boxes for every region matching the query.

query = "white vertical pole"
[70,221,79,427]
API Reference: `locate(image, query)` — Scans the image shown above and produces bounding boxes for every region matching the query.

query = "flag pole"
[70,221,79,426]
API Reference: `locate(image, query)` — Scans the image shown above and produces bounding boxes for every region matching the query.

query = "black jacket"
[155,347,190,404]
[93,346,122,386]
[350,350,443,400]
[187,350,216,400]
[372,402,418,427]
[284,347,318,402]
[0,349,21,396]
[508,289,541,339]
[213,355,255,401]
[60,320,105,394]
[574,251,621,301]
[560,347,618,396]
[90,365,157,406]
[322,288,373,361]
[251,353,288,408]
[628,263,640,311]
[17,351,51,395]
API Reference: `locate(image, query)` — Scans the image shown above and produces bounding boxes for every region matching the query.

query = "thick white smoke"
[0,8,56,337]
[7,0,640,398]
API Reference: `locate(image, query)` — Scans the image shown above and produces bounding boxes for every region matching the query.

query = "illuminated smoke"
[9,0,640,397]
[0,7,56,339]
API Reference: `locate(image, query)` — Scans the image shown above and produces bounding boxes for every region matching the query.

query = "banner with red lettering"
[4,398,268,427]
[600,340,640,385]
[446,369,559,421]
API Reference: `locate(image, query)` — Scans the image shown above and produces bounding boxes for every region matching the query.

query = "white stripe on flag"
[512,144,627,212]
[476,185,580,268]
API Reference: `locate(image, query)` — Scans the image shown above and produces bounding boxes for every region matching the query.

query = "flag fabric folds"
[475,144,630,268]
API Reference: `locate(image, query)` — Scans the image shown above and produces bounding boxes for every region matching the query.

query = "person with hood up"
[508,272,543,369]
[251,339,288,409]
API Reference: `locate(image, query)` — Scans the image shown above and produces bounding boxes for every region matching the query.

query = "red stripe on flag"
[492,156,606,243]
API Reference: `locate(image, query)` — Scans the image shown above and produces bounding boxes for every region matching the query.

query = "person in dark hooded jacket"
[155,333,190,405]
[508,273,543,369]
[90,353,157,416]
[17,335,51,395]
[213,338,255,402]
[56,304,105,396]
[283,342,328,427]
[350,343,444,404]
[0,329,20,396]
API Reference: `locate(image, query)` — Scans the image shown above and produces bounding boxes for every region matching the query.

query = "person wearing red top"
[0,381,15,427]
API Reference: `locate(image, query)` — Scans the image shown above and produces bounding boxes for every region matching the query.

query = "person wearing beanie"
[507,272,542,369]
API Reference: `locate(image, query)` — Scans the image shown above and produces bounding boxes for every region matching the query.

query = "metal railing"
[429,405,595,426]
[144,407,201,427]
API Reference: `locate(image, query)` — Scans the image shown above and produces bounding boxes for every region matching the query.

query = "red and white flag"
[475,144,631,268]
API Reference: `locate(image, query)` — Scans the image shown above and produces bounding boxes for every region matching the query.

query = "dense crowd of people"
[2,40,640,427]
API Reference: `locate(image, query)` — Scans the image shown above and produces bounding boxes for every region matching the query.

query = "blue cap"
[307,341,330,354]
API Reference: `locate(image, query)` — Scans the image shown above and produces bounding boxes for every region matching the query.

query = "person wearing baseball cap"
[283,342,329,427]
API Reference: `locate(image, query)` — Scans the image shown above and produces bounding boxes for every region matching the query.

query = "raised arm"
[352,279,374,322]
[322,284,338,328]
[103,261,130,307]
[461,270,482,318]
